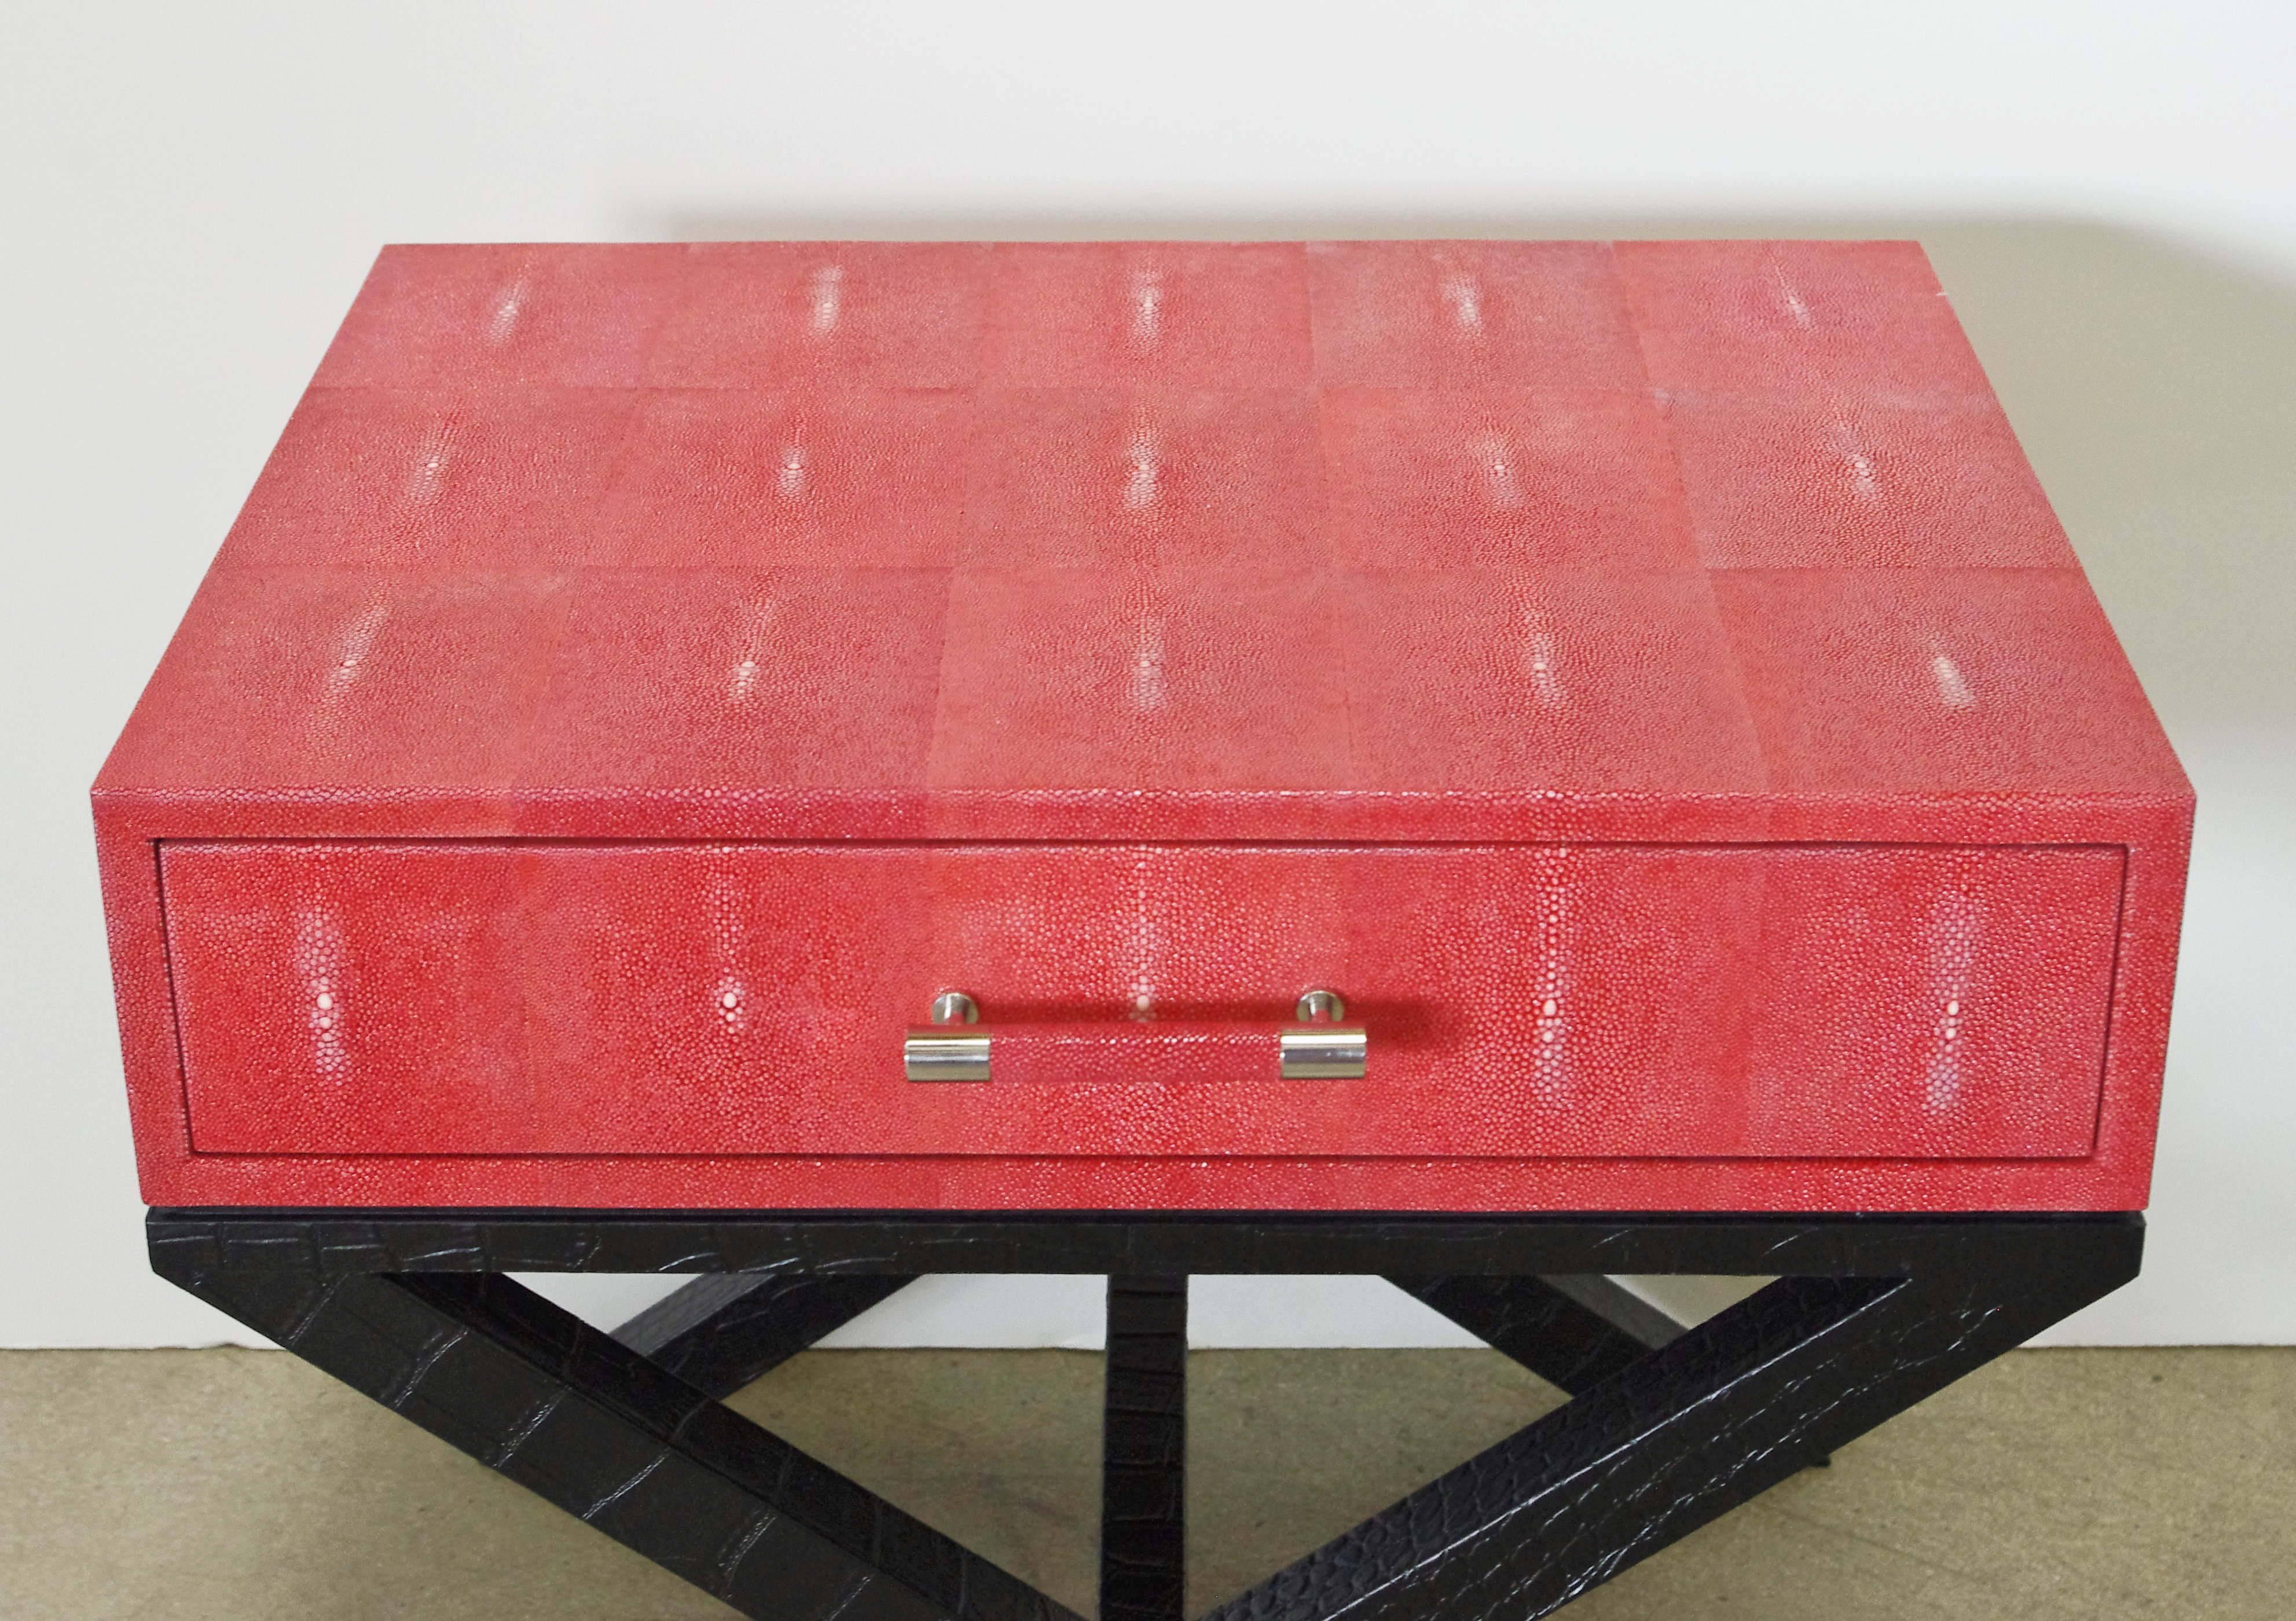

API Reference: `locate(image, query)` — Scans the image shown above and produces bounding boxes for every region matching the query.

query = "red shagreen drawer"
[162,839,2122,1161]
[95,239,2194,1211]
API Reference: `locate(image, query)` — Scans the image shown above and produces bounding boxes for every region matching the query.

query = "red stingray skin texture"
[95,240,2191,1212]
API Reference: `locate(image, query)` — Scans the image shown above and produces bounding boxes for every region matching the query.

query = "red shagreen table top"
[100,240,2185,846]
[94,240,2193,1214]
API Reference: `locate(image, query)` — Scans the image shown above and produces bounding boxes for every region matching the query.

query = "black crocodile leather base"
[146,1210,2141,1620]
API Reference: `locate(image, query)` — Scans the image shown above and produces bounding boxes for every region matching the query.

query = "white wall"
[3,3,2290,1349]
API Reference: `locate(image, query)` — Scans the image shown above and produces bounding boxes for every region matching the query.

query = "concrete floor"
[0,1346,2287,1619]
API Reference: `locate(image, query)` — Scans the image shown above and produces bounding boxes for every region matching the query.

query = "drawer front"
[162,840,2122,1160]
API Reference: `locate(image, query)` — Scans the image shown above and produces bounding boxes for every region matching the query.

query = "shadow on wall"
[643,210,2294,742]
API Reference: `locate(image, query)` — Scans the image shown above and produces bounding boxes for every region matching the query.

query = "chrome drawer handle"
[904,991,991,1083]
[1280,989,1371,1079]
[903,989,1367,1083]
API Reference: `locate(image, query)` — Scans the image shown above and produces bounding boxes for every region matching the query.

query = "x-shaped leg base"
[149,1212,2139,1620]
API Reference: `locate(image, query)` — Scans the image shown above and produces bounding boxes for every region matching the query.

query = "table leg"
[1102,1275,1189,1621]
[612,1273,920,1399]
